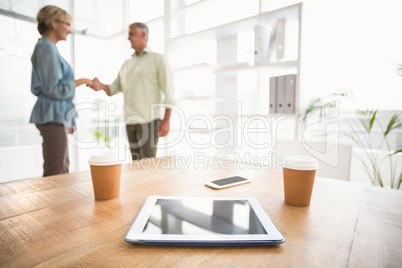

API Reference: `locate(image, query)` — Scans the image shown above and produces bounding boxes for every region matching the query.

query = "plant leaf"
[384,113,402,136]
[92,129,103,140]
[357,109,377,133]
[397,172,402,190]
[397,64,402,77]
[333,90,353,99]
[369,110,377,133]
[300,98,322,122]
[389,149,402,157]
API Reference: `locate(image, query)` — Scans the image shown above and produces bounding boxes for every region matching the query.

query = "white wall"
[300,0,402,111]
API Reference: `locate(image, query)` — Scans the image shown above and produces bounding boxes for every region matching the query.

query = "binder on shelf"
[285,74,296,114]
[275,18,286,60]
[276,75,286,113]
[269,76,277,114]
[217,36,237,64]
[254,25,270,65]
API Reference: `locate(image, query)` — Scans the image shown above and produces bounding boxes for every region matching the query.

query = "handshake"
[86,77,103,92]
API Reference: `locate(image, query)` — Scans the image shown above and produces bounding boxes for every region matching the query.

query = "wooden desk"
[1,157,401,267]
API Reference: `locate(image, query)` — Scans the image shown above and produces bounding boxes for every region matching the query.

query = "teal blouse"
[29,38,76,127]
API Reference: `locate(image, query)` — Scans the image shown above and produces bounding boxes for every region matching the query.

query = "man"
[92,22,174,160]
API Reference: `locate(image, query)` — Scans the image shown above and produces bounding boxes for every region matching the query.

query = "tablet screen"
[125,196,285,246]
[142,199,267,235]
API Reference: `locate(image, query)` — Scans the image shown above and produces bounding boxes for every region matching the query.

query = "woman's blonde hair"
[37,5,72,35]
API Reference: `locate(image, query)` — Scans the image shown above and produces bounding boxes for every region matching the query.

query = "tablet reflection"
[142,200,267,235]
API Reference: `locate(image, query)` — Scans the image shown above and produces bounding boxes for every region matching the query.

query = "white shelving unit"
[168,3,300,45]
[167,3,301,110]
[161,2,303,157]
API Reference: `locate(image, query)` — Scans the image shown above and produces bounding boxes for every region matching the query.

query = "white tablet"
[124,196,285,246]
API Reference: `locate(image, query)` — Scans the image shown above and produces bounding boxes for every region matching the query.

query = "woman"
[30,5,92,176]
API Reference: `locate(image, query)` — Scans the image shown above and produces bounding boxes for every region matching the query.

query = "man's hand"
[88,77,111,95]
[158,119,170,137]
[90,77,102,91]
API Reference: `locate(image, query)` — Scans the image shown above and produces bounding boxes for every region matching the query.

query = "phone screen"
[212,176,248,186]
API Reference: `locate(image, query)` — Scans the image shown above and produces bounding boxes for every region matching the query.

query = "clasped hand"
[86,77,102,91]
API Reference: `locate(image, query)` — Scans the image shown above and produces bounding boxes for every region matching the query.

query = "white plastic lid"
[285,155,319,170]
[88,151,121,166]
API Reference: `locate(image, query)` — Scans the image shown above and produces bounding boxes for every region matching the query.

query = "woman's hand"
[67,127,75,134]
[86,78,94,88]
[74,78,93,88]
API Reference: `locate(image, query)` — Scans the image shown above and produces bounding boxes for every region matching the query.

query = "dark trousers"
[126,120,160,160]
[36,123,69,177]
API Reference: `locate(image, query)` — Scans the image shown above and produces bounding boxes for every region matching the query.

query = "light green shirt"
[109,47,175,124]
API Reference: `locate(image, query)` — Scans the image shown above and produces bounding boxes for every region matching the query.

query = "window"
[129,0,164,22]
[184,0,259,34]
[0,15,49,181]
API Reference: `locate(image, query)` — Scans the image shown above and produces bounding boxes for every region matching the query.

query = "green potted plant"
[92,128,113,149]
[300,92,402,189]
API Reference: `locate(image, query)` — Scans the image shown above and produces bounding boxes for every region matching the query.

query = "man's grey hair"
[130,22,149,41]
